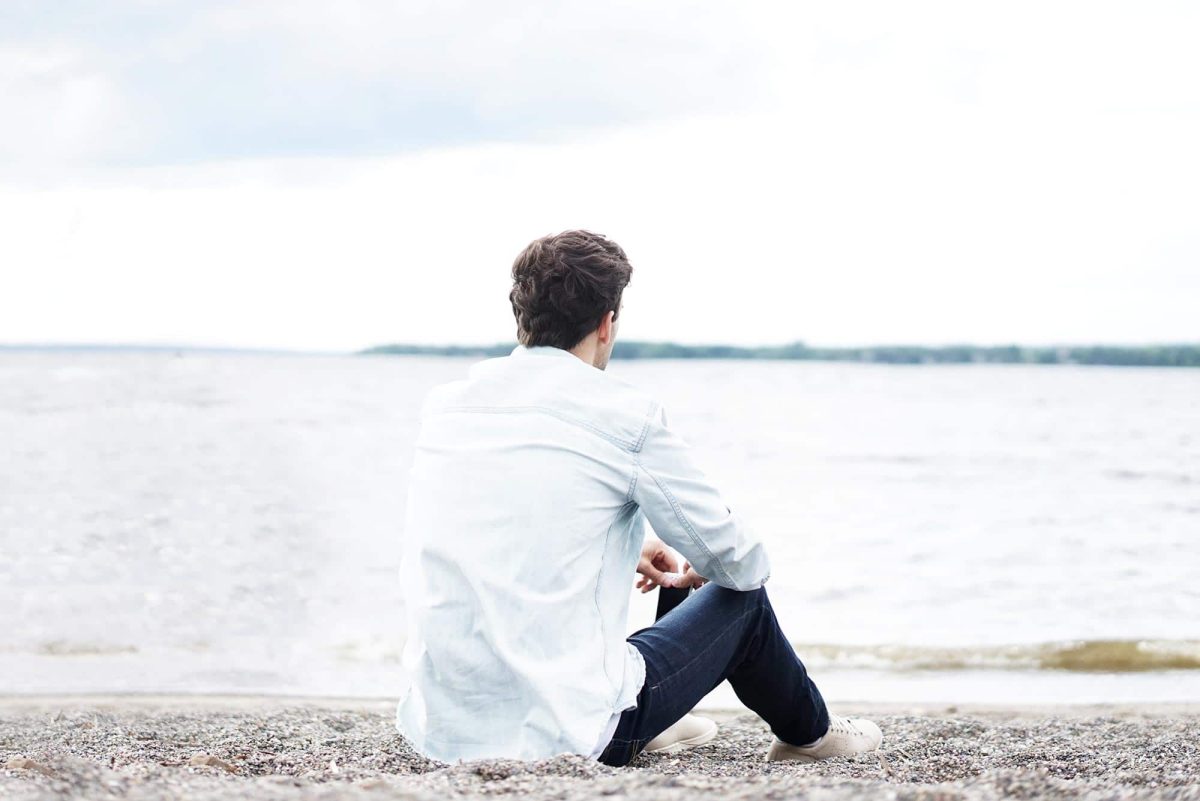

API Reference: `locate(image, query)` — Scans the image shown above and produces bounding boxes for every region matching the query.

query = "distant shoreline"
[362,341,1200,368]
[3,341,1199,367]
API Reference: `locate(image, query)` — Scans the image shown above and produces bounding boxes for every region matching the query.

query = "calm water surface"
[2,352,1197,703]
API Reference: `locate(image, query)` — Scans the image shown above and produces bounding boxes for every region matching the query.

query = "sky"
[2,1,1198,351]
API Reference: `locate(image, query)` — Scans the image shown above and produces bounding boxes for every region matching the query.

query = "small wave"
[1104,468,1195,485]
[35,641,139,657]
[795,639,1200,673]
[15,638,1200,673]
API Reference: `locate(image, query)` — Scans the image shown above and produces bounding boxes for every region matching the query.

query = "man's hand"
[672,561,707,591]
[636,539,708,593]
[636,538,678,593]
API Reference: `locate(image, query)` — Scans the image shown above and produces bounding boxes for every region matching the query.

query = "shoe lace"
[828,716,864,736]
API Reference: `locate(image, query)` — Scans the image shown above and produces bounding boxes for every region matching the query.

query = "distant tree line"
[360,341,1200,367]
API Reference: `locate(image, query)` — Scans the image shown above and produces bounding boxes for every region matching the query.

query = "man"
[396,230,882,766]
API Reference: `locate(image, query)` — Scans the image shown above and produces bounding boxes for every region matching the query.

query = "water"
[2,352,1198,704]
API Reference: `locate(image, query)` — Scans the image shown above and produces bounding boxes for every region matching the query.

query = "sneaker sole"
[644,722,719,754]
[766,747,819,763]
[766,738,883,763]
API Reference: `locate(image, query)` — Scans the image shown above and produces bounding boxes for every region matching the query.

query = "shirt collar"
[511,344,577,360]
[511,344,601,370]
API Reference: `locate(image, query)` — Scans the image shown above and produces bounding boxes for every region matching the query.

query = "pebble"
[187,753,238,773]
[0,702,1196,800]
[5,757,53,776]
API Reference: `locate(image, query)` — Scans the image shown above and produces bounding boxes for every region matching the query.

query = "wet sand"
[2,695,1198,800]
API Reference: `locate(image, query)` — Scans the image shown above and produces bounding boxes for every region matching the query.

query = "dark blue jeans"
[598,583,830,767]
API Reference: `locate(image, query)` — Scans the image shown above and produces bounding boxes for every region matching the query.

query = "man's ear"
[598,310,616,343]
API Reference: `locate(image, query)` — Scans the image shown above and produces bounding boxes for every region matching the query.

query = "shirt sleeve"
[631,403,770,591]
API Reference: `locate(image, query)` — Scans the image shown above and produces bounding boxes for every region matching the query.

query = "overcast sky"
[2,1,1197,351]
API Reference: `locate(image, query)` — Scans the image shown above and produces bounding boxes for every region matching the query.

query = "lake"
[2,351,1198,704]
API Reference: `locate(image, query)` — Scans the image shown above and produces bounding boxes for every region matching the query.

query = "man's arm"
[631,404,770,591]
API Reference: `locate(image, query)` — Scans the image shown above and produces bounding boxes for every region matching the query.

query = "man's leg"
[654,585,690,619]
[598,583,830,767]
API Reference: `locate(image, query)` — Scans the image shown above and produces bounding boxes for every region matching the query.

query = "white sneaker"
[766,715,883,762]
[644,714,719,754]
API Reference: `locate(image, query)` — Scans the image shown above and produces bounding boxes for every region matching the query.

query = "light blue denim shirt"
[395,344,770,762]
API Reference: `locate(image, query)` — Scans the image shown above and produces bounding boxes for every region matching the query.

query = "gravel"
[2,697,1197,800]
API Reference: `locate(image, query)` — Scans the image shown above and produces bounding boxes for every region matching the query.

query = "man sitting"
[396,230,882,766]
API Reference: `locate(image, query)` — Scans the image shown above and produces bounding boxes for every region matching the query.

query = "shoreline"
[3,695,1198,800]
[4,692,1200,716]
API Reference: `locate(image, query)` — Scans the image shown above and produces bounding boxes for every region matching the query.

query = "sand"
[2,695,1198,800]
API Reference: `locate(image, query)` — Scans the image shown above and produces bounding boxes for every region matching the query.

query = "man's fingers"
[656,572,683,588]
[640,565,667,585]
[651,551,679,574]
[636,572,663,594]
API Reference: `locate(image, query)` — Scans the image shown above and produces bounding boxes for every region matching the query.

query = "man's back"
[397,341,773,760]
[396,344,662,761]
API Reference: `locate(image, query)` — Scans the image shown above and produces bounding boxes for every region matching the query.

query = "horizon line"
[3,339,1199,354]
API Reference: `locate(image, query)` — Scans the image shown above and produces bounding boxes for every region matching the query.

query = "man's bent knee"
[698,582,769,613]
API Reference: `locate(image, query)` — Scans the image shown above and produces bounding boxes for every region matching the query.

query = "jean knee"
[702,582,768,614]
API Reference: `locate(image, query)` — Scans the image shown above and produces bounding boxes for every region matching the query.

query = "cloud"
[2,1,1198,348]
[3,107,1198,350]
[4,1,1199,170]
[0,43,144,165]
[1,0,769,167]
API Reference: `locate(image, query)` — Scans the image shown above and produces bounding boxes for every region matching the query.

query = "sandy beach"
[2,696,1197,800]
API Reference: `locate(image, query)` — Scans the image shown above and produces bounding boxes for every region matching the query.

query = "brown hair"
[509,230,632,349]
